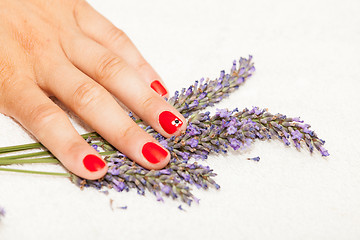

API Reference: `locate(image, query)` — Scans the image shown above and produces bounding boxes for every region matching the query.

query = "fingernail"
[142,142,168,164]
[83,154,106,172]
[151,80,167,96]
[159,111,183,134]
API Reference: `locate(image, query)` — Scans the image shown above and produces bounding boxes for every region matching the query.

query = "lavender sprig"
[77,106,328,205]
[167,56,255,118]
[163,107,329,160]
[72,153,214,205]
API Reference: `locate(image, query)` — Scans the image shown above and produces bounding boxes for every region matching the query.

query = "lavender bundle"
[72,56,328,205]
[0,56,329,206]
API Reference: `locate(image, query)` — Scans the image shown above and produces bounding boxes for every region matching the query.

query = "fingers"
[72,1,168,97]
[4,78,108,180]
[41,58,171,170]
[61,34,187,138]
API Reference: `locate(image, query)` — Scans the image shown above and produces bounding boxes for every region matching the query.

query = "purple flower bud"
[216,108,231,118]
[155,192,164,202]
[187,124,201,136]
[117,206,128,210]
[108,167,120,176]
[178,205,185,211]
[291,130,303,141]
[91,144,99,152]
[238,67,246,75]
[159,140,168,149]
[0,207,6,217]
[229,138,241,150]
[236,77,244,84]
[292,117,303,123]
[112,179,126,192]
[188,100,199,108]
[198,92,207,99]
[319,146,329,156]
[187,138,199,148]
[249,66,256,73]
[219,70,225,80]
[282,137,291,146]
[178,151,190,160]
[159,169,171,175]
[231,60,237,73]
[161,184,172,195]
[214,83,222,91]
[247,156,260,162]
[227,125,237,135]
[185,87,193,96]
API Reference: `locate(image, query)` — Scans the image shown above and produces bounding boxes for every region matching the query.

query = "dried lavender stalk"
[73,145,217,205]
[163,107,329,159]
[167,56,255,118]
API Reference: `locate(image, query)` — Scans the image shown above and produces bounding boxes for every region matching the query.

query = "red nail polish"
[142,142,168,164]
[151,80,167,96]
[159,111,183,134]
[83,154,106,172]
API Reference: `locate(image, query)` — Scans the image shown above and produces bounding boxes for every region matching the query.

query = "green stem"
[0,142,44,154]
[0,151,52,160]
[0,158,60,165]
[0,151,116,165]
[99,151,117,157]
[0,132,100,154]
[0,167,70,177]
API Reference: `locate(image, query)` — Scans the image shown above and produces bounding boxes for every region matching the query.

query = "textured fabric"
[1,0,360,239]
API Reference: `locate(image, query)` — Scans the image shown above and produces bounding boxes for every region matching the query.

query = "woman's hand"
[0,0,186,180]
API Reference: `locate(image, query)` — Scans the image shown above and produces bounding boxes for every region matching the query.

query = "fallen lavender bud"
[248,157,260,162]
[0,206,5,219]
[178,205,186,211]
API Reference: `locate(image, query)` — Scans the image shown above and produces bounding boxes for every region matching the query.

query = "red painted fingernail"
[83,154,106,172]
[159,111,183,134]
[142,142,168,164]
[151,80,167,96]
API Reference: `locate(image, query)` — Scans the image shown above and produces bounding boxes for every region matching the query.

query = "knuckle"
[0,65,15,101]
[107,26,128,46]
[0,62,25,114]
[72,82,104,112]
[13,30,40,54]
[72,0,87,17]
[26,103,63,135]
[95,53,126,80]
[140,95,156,110]
[118,124,139,142]
[135,60,148,72]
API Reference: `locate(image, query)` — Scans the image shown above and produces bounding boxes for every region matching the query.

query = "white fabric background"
[1,0,360,239]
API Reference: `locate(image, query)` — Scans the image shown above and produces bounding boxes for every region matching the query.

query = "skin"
[0,0,187,180]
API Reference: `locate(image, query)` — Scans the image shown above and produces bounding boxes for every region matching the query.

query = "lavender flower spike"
[168,56,255,118]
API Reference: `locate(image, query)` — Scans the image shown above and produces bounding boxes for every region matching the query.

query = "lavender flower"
[167,56,255,118]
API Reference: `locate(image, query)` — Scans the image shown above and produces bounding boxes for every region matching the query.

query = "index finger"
[73,1,168,97]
